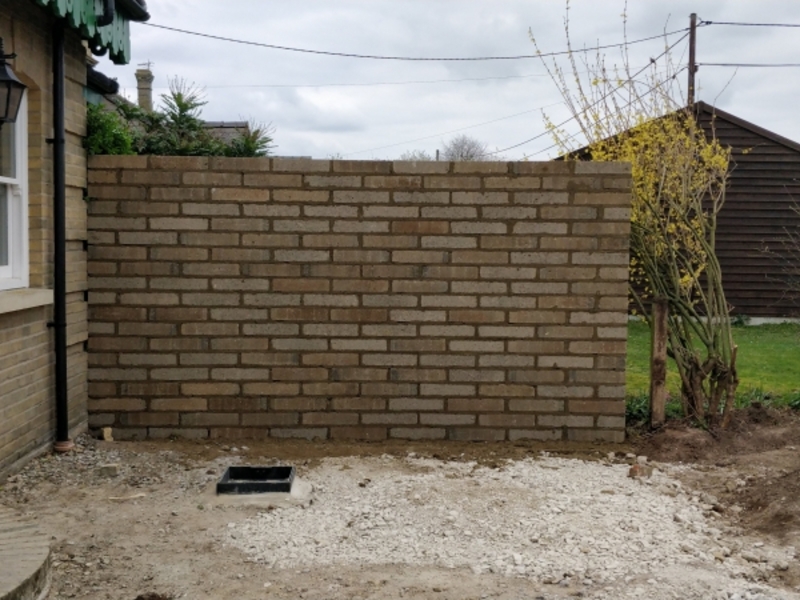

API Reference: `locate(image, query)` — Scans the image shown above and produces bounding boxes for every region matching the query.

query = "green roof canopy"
[32,0,150,64]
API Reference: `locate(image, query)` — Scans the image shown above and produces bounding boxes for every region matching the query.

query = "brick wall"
[87,157,631,442]
[0,0,89,476]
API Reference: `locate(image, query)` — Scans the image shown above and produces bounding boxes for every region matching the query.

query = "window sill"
[0,288,54,316]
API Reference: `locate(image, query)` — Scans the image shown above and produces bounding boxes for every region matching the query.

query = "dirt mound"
[635,406,800,464]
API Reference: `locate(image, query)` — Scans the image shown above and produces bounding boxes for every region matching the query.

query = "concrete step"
[0,507,50,600]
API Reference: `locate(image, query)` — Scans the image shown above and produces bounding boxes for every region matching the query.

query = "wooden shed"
[695,101,800,318]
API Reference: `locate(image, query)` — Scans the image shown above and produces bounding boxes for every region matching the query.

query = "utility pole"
[688,13,697,105]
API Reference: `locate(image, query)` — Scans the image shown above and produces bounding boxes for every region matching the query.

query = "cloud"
[97,0,800,158]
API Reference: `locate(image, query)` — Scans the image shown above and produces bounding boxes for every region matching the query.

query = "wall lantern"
[0,38,27,129]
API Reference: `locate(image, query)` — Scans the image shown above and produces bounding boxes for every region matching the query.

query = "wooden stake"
[650,299,669,429]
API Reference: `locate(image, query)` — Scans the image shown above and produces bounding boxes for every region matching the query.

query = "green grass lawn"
[626,320,800,406]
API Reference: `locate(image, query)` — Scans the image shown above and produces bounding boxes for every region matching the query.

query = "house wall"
[87,156,631,443]
[0,0,89,476]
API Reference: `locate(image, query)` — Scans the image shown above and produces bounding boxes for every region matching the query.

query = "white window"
[0,93,27,291]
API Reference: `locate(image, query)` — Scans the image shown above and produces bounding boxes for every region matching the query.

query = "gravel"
[228,453,799,600]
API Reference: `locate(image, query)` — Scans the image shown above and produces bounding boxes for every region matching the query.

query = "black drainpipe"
[52,21,73,453]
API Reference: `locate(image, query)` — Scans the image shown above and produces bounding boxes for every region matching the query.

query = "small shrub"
[85,103,134,156]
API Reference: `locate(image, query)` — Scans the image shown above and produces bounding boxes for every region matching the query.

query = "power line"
[140,22,688,62]
[702,20,800,28]
[343,101,566,157]
[482,33,690,157]
[144,66,665,91]
[699,62,800,68]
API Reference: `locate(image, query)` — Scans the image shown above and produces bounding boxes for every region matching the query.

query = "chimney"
[134,65,154,111]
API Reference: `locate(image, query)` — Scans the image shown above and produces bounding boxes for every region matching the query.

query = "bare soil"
[1,408,799,600]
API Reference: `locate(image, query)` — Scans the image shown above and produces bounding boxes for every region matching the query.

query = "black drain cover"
[216,465,296,494]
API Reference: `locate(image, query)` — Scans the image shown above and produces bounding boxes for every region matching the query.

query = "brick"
[242,234,300,247]
[271,398,327,411]
[449,340,503,353]
[245,413,301,427]
[151,398,208,411]
[208,399,266,415]
[303,413,359,426]
[333,398,387,411]
[272,279,330,293]
[389,427,446,440]
[536,385,594,398]
[334,249,389,263]
[422,206,478,221]
[420,383,475,396]
[333,190,389,204]
[420,354,475,367]
[331,339,387,352]
[333,160,390,174]
[121,170,180,185]
[181,412,240,427]
[424,176,480,190]
[478,414,536,427]
[420,414,475,426]
[330,427,388,441]
[537,415,594,428]
[392,250,449,264]
[88,398,146,412]
[389,339,447,353]
[362,206,419,219]
[510,252,568,265]
[243,173,301,187]
[303,382,359,396]
[362,413,418,425]
[450,369,504,383]
[242,205,299,217]
[270,428,328,440]
[393,280,447,294]
[362,324,417,337]
[598,385,626,398]
[479,384,535,397]
[364,265,420,279]
[421,235,477,249]
[361,353,417,367]
[391,310,446,322]
[479,236,538,250]
[304,234,359,247]
[508,399,564,412]
[597,416,626,429]
[447,398,505,413]
[271,339,328,352]
[567,429,625,443]
[272,367,328,381]
[388,398,444,411]
[331,308,387,322]
[121,412,179,427]
[391,221,448,235]
[393,191,449,204]
[181,382,240,396]
[304,294,358,307]
[334,279,389,293]
[450,428,506,441]
[390,368,445,382]
[331,367,387,381]
[273,189,329,203]
[362,382,419,396]
[364,175,422,189]
[272,307,331,321]
[509,429,563,441]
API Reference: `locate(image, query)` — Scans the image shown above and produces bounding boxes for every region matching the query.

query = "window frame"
[0,93,28,291]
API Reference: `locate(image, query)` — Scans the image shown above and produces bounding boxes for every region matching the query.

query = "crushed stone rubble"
[228,454,798,600]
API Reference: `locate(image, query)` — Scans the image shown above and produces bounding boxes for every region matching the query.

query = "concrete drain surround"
[216,466,296,495]
[0,507,50,600]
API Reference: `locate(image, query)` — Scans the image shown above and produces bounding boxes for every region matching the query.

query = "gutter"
[52,21,72,453]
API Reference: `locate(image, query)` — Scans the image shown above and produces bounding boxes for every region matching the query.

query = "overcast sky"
[99,1,800,160]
